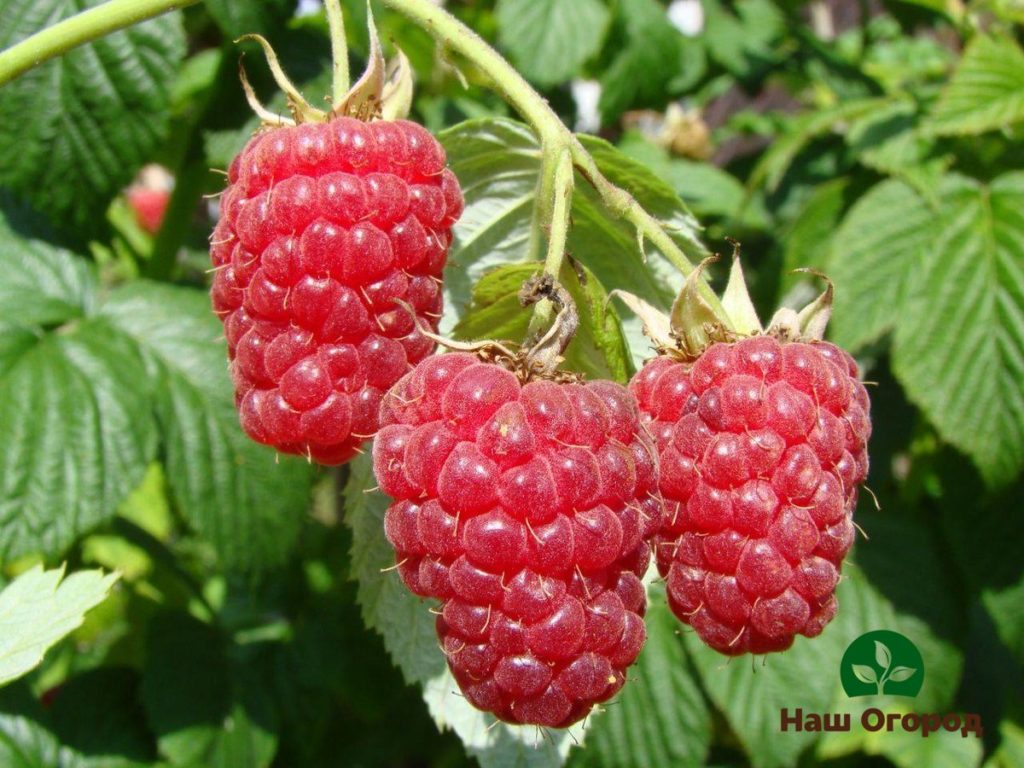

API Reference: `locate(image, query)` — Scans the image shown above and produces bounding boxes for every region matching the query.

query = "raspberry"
[127,186,169,234]
[630,336,870,655]
[373,353,662,727]
[209,118,463,464]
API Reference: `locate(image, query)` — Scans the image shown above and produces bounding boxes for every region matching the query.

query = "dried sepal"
[380,48,415,121]
[238,59,296,127]
[609,290,673,350]
[767,269,834,342]
[519,274,579,378]
[236,34,326,123]
[669,257,733,358]
[721,254,763,336]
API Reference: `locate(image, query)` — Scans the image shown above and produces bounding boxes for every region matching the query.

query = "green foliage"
[496,0,609,87]
[101,283,313,571]
[0,0,185,241]
[927,35,1024,136]
[0,566,118,688]
[0,1,1022,767]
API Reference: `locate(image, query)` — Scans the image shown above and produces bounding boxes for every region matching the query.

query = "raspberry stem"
[527,147,575,335]
[324,0,351,104]
[0,0,200,87]
[379,0,729,325]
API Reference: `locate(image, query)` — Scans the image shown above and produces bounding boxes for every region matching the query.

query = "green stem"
[528,147,574,334]
[378,0,728,322]
[324,0,350,105]
[0,0,199,87]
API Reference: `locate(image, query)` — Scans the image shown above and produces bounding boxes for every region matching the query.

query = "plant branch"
[0,0,199,87]
[377,0,727,321]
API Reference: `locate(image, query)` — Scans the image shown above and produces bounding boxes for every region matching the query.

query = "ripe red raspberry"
[630,336,870,655]
[209,118,463,464]
[373,353,662,727]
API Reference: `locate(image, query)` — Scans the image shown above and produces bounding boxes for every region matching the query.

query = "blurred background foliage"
[0,0,1022,766]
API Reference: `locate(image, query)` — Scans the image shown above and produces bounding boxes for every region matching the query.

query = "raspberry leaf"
[101,282,314,571]
[0,321,159,561]
[889,174,1024,487]
[0,565,118,688]
[205,0,294,39]
[495,0,610,88]
[926,34,1024,137]
[0,684,64,766]
[598,0,693,124]
[141,610,277,766]
[0,206,95,327]
[343,454,580,767]
[0,0,185,240]
[827,178,934,351]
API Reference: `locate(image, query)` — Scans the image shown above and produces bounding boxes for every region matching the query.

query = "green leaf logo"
[840,631,925,698]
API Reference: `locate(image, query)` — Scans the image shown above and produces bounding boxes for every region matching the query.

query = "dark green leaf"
[0,206,96,327]
[826,178,933,351]
[750,98,892,193]
[496,0,609,87]
[50,667,156,767]
[779,177,850,296]
[0,321,158,562]
[101,282,314,571]
[204,0,296,39]
[0,1,186,238]
[702,0,784,78]
[141,611,277,767]
[0,685,61,768]
[598,0,685,123]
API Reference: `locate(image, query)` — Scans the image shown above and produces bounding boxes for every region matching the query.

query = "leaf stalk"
[0,0,200,87]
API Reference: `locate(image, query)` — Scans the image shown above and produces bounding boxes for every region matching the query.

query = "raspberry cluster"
[630,337,870,655]
[373,353,662,727]
[210,118,463,464]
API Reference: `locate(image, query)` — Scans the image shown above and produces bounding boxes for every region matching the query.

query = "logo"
[779,629,982,738]
[840,630,924,698]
